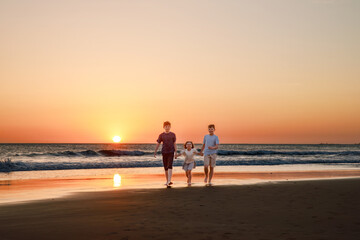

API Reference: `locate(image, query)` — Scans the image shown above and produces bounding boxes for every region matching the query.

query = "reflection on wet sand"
[113,174,121,187]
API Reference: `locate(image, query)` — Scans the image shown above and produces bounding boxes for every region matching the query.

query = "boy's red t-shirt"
[157,132,176,154]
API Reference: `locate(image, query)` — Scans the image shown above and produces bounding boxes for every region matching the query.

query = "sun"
[112,136,121,143]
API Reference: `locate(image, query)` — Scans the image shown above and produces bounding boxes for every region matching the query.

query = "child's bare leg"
[164,170,168,184]
[204,166,209,183]
[209,167,214,184]
[188,170,192,184]
[167,169,173,184]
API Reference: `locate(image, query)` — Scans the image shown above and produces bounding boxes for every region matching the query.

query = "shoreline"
[1,168,360,204]
[1,178,360,239]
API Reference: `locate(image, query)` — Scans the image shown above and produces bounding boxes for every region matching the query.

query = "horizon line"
[0,142,359,145]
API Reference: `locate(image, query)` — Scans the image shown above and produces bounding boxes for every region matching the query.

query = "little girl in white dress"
[175,141,203,186]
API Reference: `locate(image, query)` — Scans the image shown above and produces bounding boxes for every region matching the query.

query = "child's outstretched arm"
[200,135,206,155]
[154,142,160,158]
[200,144,205,155]
[174,141,178,159]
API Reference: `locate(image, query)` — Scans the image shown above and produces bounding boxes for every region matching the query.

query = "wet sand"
[1,177,360,240]
[1,169,360,204]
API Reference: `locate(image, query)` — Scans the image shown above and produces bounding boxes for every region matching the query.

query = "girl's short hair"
[184,141,194,149]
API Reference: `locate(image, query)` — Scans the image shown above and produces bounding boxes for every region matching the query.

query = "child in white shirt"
[176,141,203,186]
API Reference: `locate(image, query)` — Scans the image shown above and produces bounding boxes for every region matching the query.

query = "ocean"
[1,143,360,172]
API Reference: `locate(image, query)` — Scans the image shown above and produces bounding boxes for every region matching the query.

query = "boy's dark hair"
[208,124,215,129]
[184,141,194,149]
[163,121,171,127]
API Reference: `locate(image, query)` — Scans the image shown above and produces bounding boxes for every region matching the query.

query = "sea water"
[1,143,360,175]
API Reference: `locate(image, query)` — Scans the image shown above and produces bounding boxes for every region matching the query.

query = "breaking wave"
[1,158,360,172]
[12,149,360,158]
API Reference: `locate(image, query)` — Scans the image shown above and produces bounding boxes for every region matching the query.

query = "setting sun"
[112,136,121,143]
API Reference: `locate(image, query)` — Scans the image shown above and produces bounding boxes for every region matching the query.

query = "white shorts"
[183,162,195,171]
[204,153,217,167]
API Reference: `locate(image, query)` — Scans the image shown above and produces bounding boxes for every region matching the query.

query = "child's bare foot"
[187,183,192,186]
[168,182,173,185]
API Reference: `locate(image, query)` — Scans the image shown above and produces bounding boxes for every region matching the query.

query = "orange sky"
[1,0,359,144]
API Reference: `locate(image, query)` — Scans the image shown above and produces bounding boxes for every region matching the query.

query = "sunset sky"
[1,0,359,144]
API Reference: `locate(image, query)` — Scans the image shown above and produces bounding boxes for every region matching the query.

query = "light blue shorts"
[183,162,195,171]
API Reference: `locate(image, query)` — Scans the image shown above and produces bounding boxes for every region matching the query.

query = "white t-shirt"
[180,148,198,164]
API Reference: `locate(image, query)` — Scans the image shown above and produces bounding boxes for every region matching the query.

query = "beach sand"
[1,177,360,240]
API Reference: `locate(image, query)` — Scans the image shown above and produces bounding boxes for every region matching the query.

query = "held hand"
[200,152,204,156]
[208,146,213,149]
